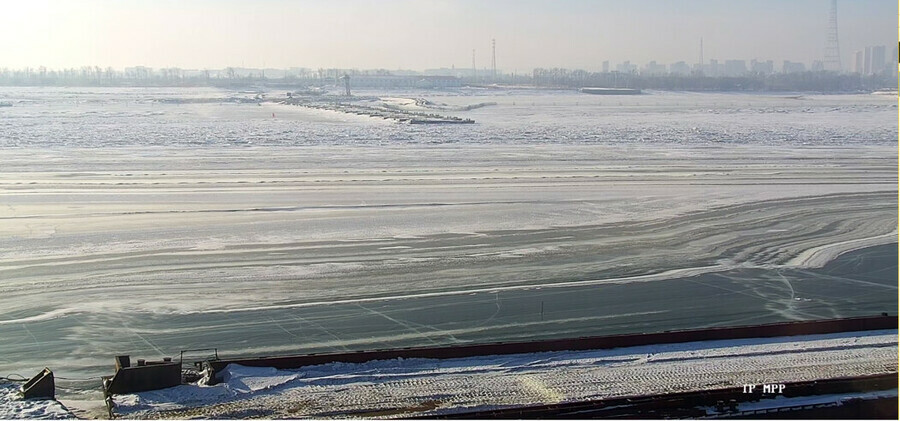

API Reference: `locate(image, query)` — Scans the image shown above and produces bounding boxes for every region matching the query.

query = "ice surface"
[0,87,896,404]
[1,87,897,147]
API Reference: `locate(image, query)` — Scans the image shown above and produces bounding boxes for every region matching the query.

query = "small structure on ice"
[102,355,181,395]
[20,368,55,400]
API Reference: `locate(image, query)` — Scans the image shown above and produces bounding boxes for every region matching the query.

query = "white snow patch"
[220,365,301,394]
[0,383,75,419]
[111,383,233,413]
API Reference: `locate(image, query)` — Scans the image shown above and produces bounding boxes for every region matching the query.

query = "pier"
[580,87,642,95]
[149,93,477,124]
[282,97,475,124]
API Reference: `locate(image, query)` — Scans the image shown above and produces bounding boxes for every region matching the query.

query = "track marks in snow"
[114,330,899,419]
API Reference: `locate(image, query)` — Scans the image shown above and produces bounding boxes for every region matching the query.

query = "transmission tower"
[491,39,497,81]
[824,0,842,72]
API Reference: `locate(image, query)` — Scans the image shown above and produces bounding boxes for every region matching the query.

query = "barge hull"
[206,314,896,381]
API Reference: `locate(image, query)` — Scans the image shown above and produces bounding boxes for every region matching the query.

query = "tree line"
[530,67,896,92]
[0,65,895,92]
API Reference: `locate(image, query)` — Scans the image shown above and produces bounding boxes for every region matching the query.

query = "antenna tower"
[472,49,477,82]
[699,37,703,69]
[824,0,842,72]
[491,39,497,81]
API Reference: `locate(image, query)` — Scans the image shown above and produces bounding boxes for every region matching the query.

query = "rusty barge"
[95,314,896,419]
[203,314,896,381]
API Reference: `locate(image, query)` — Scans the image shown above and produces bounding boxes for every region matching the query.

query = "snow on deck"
[112,329,899,419]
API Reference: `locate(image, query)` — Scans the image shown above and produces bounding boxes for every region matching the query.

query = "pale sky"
[0,0,895,71]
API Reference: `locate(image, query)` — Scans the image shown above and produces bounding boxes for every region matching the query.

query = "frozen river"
[1,87,898,148]
[0,87,896,400]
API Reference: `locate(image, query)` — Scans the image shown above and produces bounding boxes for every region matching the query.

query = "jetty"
[145,93,476,124]
[282,96,475,124]
[580,87,642,95]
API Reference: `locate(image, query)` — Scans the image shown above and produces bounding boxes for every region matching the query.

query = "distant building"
[423,68,464,77]
[642,61,666,76]
[811,60,824,71]
[853,50,864,73]
[864,47,872,74]
[669,61,691,75]
[782,61,806,73]
[871,45,886,74]
[616,61,637,73]
[893,44,899,70]
[350,75,461,89]
[706,59,720,76]
[750,59,774,75]
[854,45,890,75]
[602,61,610,73]
[723,60,747,76]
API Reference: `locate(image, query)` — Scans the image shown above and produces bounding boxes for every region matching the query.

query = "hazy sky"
[0,0,896,71]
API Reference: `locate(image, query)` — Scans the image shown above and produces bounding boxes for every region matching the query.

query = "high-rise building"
[811,60,825,71]
[602,61,610,73]
[823,0,841,71]
[669,61,691,75]
[616,61,637,73]
[707,59,720,76]
[871,45,886,74]
[853,50,864,73]
[750,59,774,75]
[643,61,666,75]
[893,44,899,69]
[864,47,872,74]
[724,60,747,76]
[783,61,806,73]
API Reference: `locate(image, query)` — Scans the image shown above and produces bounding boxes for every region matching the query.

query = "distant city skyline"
[0,0,896,72]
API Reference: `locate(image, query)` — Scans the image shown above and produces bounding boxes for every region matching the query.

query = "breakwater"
[283,98,475,124]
